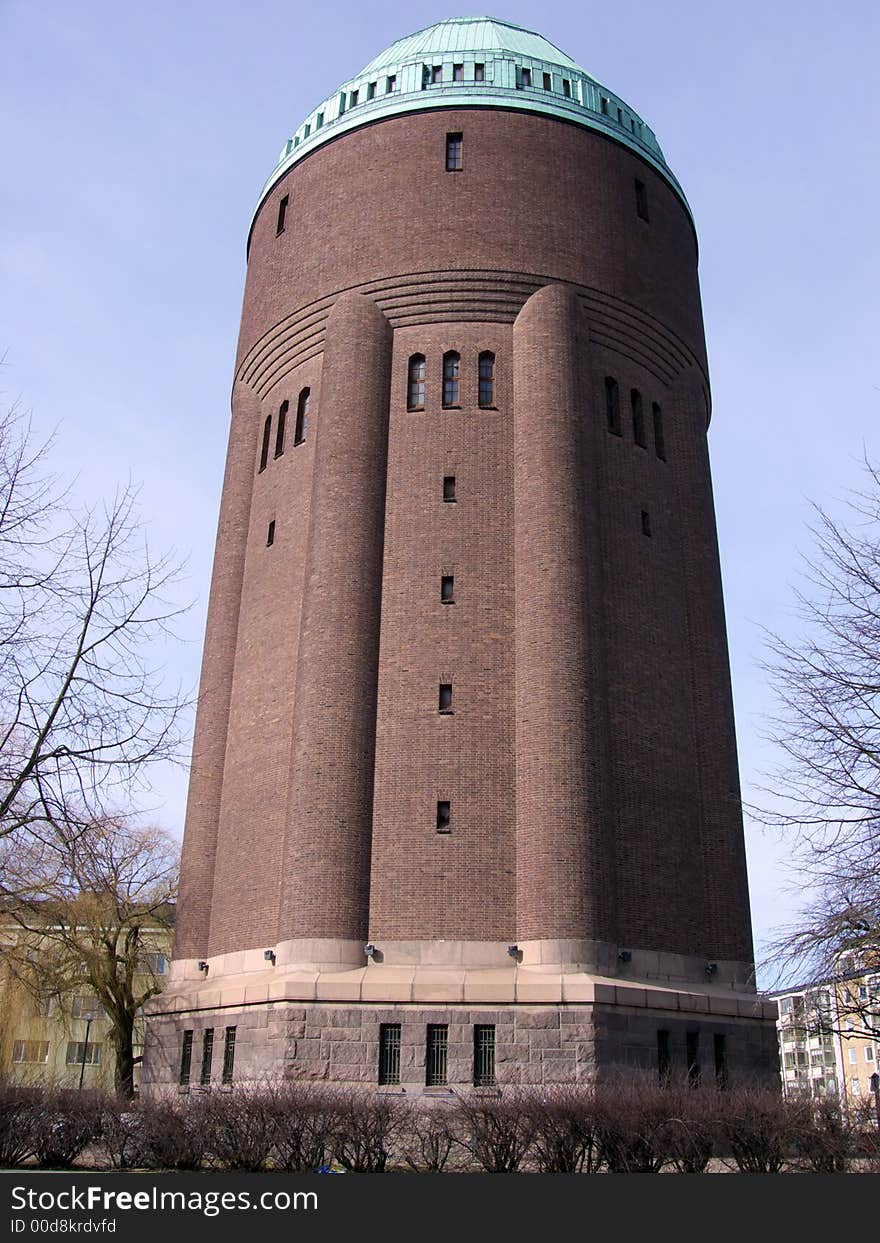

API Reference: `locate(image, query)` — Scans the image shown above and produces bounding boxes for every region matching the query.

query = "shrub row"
[1,1078,878,1172]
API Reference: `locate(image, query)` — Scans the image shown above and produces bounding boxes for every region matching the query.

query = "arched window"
[274,401,288,458]
[407,355,426,411]
[478,352,495,408]
[631,389,645,447]
[442,352,460,407]
[259,415,272,472]
[294,388,310,446]
[605,377,621,435]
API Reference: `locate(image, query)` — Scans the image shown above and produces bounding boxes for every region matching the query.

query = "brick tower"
[144,17,778,1093]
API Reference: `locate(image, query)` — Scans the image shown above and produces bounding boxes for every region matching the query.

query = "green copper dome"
[255,16,689,220]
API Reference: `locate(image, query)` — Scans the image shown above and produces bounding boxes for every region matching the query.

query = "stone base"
[142,960,780,1095]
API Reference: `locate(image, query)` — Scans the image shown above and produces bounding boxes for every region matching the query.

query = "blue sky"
[2,1,877,982]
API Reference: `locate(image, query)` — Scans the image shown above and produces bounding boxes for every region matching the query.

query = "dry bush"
[330,1088,406,1173]
[136,1100,210,1170]
[658,1080,721,1174]
[269,1082,341,1173]
[28,1088,104,1168]
[99,1099,150,1170]
[453,1089,538,1173]
[195,1089,278,1172]
[0,1081,39,1167]
[719,1085,810,1173]
[790,1096,855,1173]
[399,1102,460,1172]
[529,1084,603,1174]
[594,1074,674,1173]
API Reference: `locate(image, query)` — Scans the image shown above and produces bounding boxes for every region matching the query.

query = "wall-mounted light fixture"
[364,943,376,958]
[264,949,276,965]
[197,961,209,974]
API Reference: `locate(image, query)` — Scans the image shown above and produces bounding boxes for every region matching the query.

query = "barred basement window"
[378,1023,401,1085]
[200,1028,214,1085]
[426,1024,448,1085]
[276,195,288,236]
[179,1030,193,1085]
[222,1026,236,1084]
[641,510,652,537]
[436,801,451,833]
[686,1031,700,1087]
[631,388,646,447]
[478,351,495,407]
[439,683,453,713]
[266,520,275,547]
[635,178,649,222]
[657,1029,671,1083]
[443,475,456,502]
[259,415,272,472]
[275,400,288,457]
[446,132,462,171]
[473,1025,495,1086]
[474,63,485,82]
[294,388,310,445]
[605,376,621,435]
[441,574,454,603]
[543,72,552,90]
[714,1034,728,1089]
[652,402,666,460]
[442,351,460,406]
[407,355,426,410]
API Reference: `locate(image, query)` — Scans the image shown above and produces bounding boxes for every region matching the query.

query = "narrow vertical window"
[562,78,571,97]
[276,195,288,236]
[657,1029,671,1084]
[686,1031,700,1087]
[303,123,310,138]
[378,1024,401,1085]
[259,415,272,472]
[438,683,453,713]
[316,111,324,128]
[652,402,666,460]
[521,67,532,88]
[432,65,442,84]
[478,351,495,407]
[441,575,454,603]
[407,355,426,410]
[600,96,609,115]
[714,1034,728,1089]
[367,82,376,100]
[605,376,621,435]
[446,132,462,171]
[200,1029,214,1085]
[542,72,552,90]
[179,1030,193,1086]
[473,1025,496,1086]
[294,388,310,445]
[266,519,275,547]
[386,74,396,92]
[274,401,288,457]
[349,90,358,108]
[635,179,650,222]
[617,106,623,124]
[474,63,485,82]
[453,63,464,82]
[443,475,456,502]
[222,1026,236,1084]
[641,510,652,537]
[442,351,460,406]
[436,801,451,833]
[631,388,646,447]
[426,1024,448,1085]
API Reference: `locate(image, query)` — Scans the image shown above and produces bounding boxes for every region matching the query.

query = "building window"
[200,1029,214,1085]
[432,65,442,84]
[275,400,288,457]
[276,195,288,236]
[543,71,552,90]
[617,106,623,125]
[852,1078,862,1094]
[714,1034,728,1088]
[631,388,646,447]
[657,1029,671,1083]
[222,1026,236,1084]
[439,683,453,713]
[473,1025,495,1086]
[443,475,456,502]
[652,402,666,460]
[407,355,426,410]
[562,78,571,97]
[367,83,375,101]
[474,63,485,82]
[294,388,310,445]
[520,67,532,88]
[259,415,271,472]
[848,1047,858,1064]
[304,123,310,138]
[316,112,324,128]
[686,1031,700,1087]
[179,1030,193,1085]
[600,96,609,115]
[635,179,650,222]
[436,801,451,833]
[266,519,275,547]
[338,92,346,114]
[478,351,495,407]
[441,574,454,603]
[71,995,101,1019]
[12,1040,49,1064]
[605,376,621,435]
[442,351,460,406]
[67,1040,101,1066]
[386,75,396,92]
[641,510,652,537]
[145,953,169,974]
[866,1047,875,1062]
[426,1024,448,1085]
[378,1023,401,1085]
[453,63,464,82]
[349,90,358,108]
[446,132,462,171]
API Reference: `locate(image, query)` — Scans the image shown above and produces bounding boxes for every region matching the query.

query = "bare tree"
[0,401,187,852]
[753,456,880,1008]
[0,816,178,1098]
